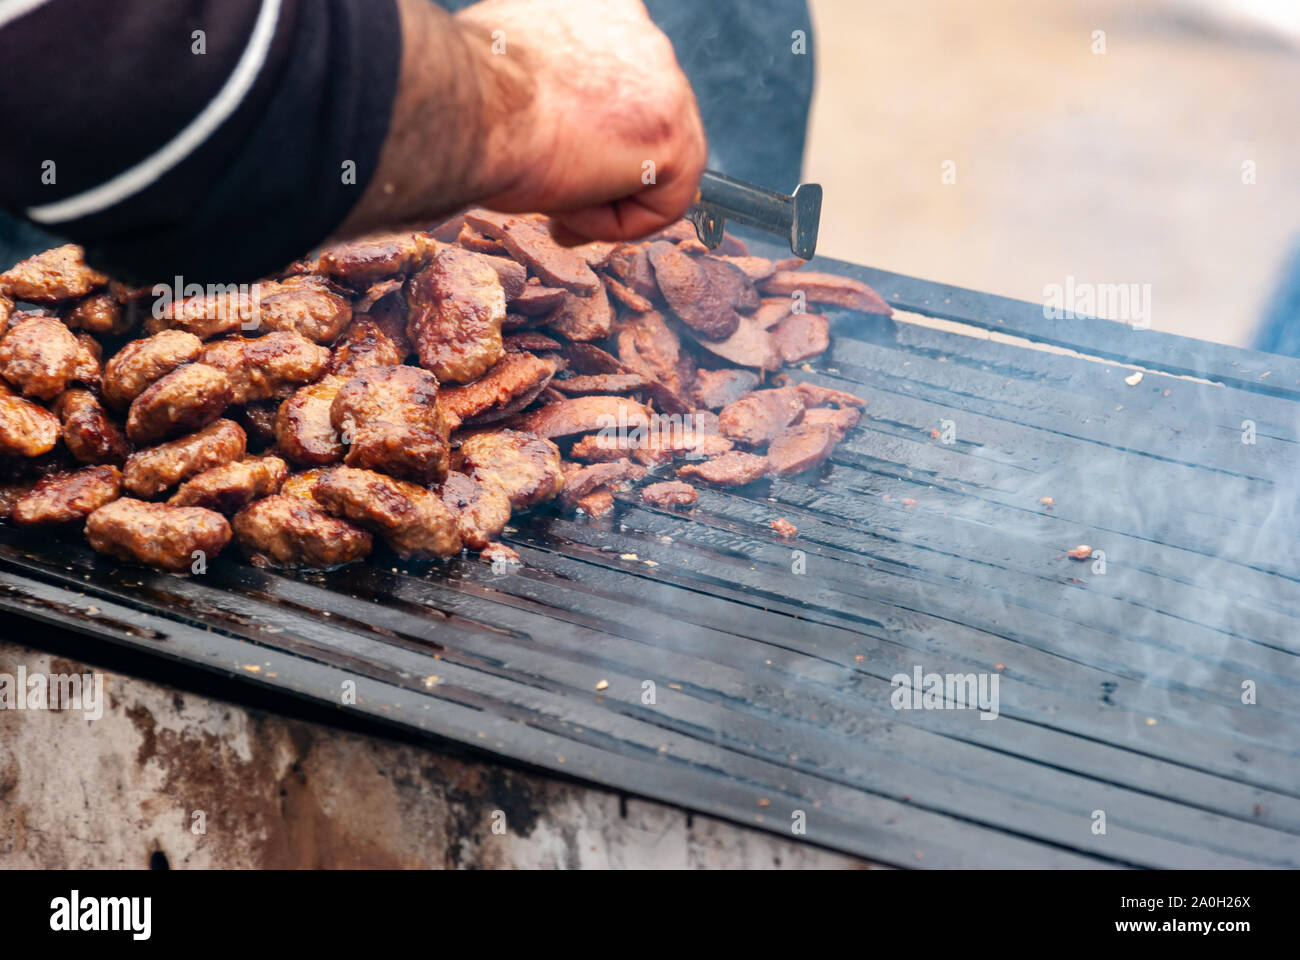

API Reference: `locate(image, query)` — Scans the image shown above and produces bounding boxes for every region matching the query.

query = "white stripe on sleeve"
[27,0,282,224]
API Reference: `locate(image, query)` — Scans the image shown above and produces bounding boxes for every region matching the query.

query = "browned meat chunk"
[548,285,613,342]
[145,287,260,339]
[800,406,861,442]
[573,240,618,269]
[0,481,34,519]
[355,279,413,355]
[458,222,506,254]
[772,311,830,363]
[436,471,512,550]
[53,389,131,464]
[86,498,231,572]
[231,400,280,450]
[405,247,506,383]
[575,488,614,517]
[67,292,131,336]
[328,318,406,377]
[233,494,373,568]
[510,281,568,316]
[641,480,698,507]
[513,395,651,439]
[317,231,438,287]
[560,458,644,509]
[603,275,654,313]
[0,392,61,457]
[567,343,627,375]
[718,388,805,445]
[275,375,347,466]
[676,451,769,486]
[102,330,203,408]
[483,255,527,299]
[169,456,288,513]
[454,429,564,509]
[71,333,102,388]
[683,311,781,371]
[503,331,562,353]
[758,271,892,315]
[793,382,866,408]
[464,210,599,295]
[770,518,798,538]
[0,317,82,400]
[0,245,107,302]
[126,363,232,444]
[280,468,329,505]
[716,256,777,282]
[0,295,10,327]
[646,242,739,339]
[438,352,557,429]
[330,365,450,484]
[693,368,760,409]
[615,310,695,401]
[123,419,246,497]
[200,332,329,404]
[314,466,461,559]
[569,418,732,466]
[481,541,520,564]
[257,275,353,343]
[12,465,122,526]
[605,244,659,300]
[753,298,795,329]
[552,373,648,396]
[699,256,760,313]
[766,423,836,475]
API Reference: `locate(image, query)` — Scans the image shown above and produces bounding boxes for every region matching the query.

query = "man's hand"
[458,0,708,243]
[337,0,706,245]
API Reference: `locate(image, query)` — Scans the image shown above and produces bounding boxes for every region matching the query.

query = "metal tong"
[685,170,822,260]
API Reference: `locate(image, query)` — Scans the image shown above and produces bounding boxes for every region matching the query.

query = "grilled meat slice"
[646,241,739,339]
[575,487,614,517]
[676,451,769,486]
[275,375,347,466]
[314,466,462,559]
[200,332,329,404]
[547,285,613,342]
[0,316,82,400]
[406,247,506,383]
[316,230,439,287]
[53,389,131,464]
[510,281,568,316]
[682,310,782,371]
[718,387,805,445]
[513,395,651,439]
[0,245,107,302]
[438,352,557,429]
[766,422,837,475]
[799,405,861,442]
[793,382,866,408]
[716,256,777,283]
[772,311,830,363]
[603,274,654,313]
[436,470,512,550]
[698,256,760,314]
[605,244,659,300]
[126,363,232,444]
[463,210,599,295]
[641,480,698,507]
[552,373,648,396]
[122,418,246,498]
[615,310,695,401]
[693,368,760,409]
[454,428,564,509]
[758,271,892,315]
[503,331,562,353]
[12,465,122,526]
[102,330,203,408]
[85,498,231,572]
[0,391,61,457]
[169,456,288,513]
[233,494,373,568]
[559,458,645,509]
[330,365,450,484]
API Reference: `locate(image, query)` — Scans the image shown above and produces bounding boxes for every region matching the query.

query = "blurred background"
[802,0,1300,347]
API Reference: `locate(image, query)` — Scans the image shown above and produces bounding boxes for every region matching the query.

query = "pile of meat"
[0,212,884,573]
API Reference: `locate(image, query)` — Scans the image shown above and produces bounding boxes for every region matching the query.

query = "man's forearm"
[336,0,534,237]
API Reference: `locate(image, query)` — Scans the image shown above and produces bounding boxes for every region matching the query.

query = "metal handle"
[686,170,822,260]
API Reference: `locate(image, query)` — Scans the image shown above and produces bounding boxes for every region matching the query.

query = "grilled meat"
[0,316,83,400]
[314,466,461,560]
[200,332,329,404]
[102,329,203,408]
[454,428,564,509]
[0,245,107,303]
[53,388,131,464]
[86,498,231,572]
[122,418,246,498]
[12,465,122,526]
[126,363,232,444]
[169,456,288,513]
[405,247,506,384]
[330,365,450,484]
[233,494,373,568]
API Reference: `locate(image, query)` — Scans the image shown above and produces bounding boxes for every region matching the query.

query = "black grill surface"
[3,256,1299,868]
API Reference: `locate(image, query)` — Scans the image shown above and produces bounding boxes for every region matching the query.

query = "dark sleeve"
[0,0,402,285]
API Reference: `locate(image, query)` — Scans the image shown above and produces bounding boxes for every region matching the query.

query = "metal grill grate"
[3,256,1299,868]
